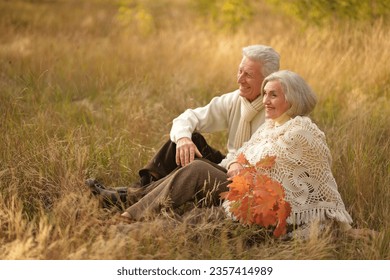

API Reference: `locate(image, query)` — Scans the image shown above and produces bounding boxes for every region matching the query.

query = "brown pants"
[138,133,225,185]
[124,159,229,221]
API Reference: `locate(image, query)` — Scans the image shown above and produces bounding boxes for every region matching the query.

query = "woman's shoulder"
[289,115,312,125]
[259,116,323,135]
[285,116,325,139]
[288,116,322,129]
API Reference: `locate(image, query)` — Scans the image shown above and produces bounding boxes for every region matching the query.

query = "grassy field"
[0,0,389,259]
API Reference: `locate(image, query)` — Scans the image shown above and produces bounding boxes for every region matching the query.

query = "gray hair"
[242,45,280,77]
[261,70,318,117]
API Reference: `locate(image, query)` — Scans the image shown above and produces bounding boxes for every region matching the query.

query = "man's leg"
[86,178,135,209]
[87,133,225,208]
[122,159,229,221]
[138,132,225,186]
[86,167,184,210]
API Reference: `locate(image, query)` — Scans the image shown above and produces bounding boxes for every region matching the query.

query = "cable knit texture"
[228,116,353,228]
[233,96,264,149]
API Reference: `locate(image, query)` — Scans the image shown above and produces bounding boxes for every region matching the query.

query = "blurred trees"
[116,0,156,35]
[116,0,254,34]
[191,0,253,31]
[265,0,390,25]
[116,0,390,36]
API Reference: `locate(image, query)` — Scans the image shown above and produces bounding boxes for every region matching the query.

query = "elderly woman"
[121,70,353,238]
[224,70,353,237]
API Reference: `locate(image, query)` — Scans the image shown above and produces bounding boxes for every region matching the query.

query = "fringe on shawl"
[287,207,353,226]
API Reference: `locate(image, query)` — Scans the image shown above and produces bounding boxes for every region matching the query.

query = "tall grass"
[0,0,389,259]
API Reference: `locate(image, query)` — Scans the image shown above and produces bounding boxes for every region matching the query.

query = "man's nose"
[237,73,244,83]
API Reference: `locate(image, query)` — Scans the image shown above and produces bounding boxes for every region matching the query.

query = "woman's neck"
[273,112,291,126]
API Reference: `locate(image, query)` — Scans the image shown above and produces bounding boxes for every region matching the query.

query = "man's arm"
[170,91,238,166]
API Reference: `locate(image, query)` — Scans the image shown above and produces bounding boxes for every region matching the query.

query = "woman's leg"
[122,159,229,221]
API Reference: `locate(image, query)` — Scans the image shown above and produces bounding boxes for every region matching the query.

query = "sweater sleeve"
[169,91,237,143]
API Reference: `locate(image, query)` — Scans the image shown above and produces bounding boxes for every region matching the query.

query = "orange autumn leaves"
[221,154,291,237]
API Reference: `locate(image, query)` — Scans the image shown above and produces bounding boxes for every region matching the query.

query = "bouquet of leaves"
[220,154,291,237]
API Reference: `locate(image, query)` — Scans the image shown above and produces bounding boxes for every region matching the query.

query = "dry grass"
[0,0,389,260]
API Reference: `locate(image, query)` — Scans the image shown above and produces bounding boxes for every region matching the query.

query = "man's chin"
[239,92,249,99]
[239,92,258,102]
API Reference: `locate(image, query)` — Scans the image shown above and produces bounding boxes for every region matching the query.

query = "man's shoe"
[85,178,127,209]
[85,178,106,195]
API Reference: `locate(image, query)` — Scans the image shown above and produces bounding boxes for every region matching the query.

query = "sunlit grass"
[0,0,389,259]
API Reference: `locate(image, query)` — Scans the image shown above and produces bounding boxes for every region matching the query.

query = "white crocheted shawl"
[237,116,353,226]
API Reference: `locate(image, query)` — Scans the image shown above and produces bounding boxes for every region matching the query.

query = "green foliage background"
[266,0,390,25]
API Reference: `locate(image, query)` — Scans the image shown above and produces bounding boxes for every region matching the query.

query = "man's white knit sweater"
[169,90,266,168]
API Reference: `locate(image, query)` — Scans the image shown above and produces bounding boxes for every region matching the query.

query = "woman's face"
[262,80,291,119]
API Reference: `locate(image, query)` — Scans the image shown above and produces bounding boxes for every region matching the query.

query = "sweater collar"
[274,112,291,127]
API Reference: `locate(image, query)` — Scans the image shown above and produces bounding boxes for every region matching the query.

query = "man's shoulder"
[221,89,240,98]
[210,89,241,104]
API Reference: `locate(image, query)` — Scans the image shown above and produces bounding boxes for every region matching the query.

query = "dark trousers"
[123,133,226,207]
[138,133,225,186]
[125,158,229,220]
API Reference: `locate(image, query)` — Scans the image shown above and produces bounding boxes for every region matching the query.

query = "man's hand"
[227,162,243,178]
[175,137,203,166]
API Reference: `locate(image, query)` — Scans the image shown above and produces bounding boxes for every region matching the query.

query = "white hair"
[242,45,280,77]
[261,70,318,117]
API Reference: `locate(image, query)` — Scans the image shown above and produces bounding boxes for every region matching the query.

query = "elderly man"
[88,44,280,207]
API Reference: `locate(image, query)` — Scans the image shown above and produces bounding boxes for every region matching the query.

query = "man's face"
[237,56,264,102]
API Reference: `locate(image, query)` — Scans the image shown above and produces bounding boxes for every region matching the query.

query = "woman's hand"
[227,162,243,178]
[175,137,203,166]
